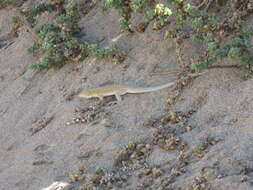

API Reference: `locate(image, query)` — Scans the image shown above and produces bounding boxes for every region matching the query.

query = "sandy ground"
[0,1,253,190]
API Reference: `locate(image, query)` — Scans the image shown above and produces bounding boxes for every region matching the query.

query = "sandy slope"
[0,2,253,190]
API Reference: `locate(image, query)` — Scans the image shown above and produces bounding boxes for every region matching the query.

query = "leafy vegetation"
[0,0,15,8]
[191,27,253,78]
[1,0,252,76]
[26,1,121,70]
[21,2,56,25]
[0,0,29,8]
[0,0,121,70]
[97,0,253,78]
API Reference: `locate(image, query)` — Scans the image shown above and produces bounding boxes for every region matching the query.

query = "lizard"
[78,82,175,102]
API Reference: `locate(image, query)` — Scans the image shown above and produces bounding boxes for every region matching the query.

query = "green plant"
[97,0,193,30]
[95,167,108,175]
[145,3,172,30]
[166,0,193,25]
[130,137,145,145]
[0,0,15,8]
[163,1,253,77]
[21,2,56,25]
[28,1,120,70]
[96,0,253,77]
[196,142,208,151]
[11,16,19,24]
[97,0,179,30]
[191,26,253,78]
[100,0,132,30]
[130,0,147,12]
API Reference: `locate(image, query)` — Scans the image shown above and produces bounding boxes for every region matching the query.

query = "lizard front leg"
[115,93,122,102]
[97,95,104,101]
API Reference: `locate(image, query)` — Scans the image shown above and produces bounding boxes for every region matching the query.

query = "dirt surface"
[0,1,253,190]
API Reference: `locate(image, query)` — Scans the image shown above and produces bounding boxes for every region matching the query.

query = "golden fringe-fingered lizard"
[78,82,175,102]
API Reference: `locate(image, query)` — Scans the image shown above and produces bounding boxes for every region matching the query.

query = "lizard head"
[78,89,97,98]
[78,89,95,99]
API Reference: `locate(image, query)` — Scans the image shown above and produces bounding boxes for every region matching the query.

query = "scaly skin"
[78,82,175,102]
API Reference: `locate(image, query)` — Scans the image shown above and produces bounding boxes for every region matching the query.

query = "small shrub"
[28,1,120,70]
[21,2,56,25]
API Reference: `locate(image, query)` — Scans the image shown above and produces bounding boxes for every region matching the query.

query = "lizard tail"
[127,82,175,93]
